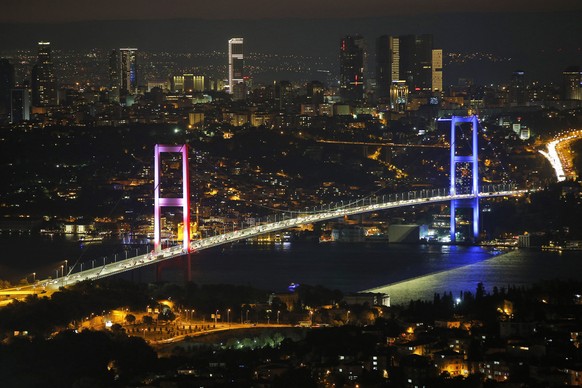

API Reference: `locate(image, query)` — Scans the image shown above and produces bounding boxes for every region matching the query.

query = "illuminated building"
[228,38,244,98]
[389,80,408,112]
[375,35,399,99]
[377,35,442,98]
[432,49,443,93]
[306,81,324,105]
[31,41,57,106]
[108,50,120,102]
[562,66,582,100]
[399,34,434,94]
[340,35,366,103]
[120,48,138,95]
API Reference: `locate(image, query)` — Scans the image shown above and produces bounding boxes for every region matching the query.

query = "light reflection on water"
[368,249,582,304]
[1,233,580,305]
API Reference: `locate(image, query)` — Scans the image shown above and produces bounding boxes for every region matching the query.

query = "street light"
[227,309,231,328]
[64,260,68,276]
[347,310,350,324]
[214,309,219,328]
[277,310,280,325]
[246,309,249,323]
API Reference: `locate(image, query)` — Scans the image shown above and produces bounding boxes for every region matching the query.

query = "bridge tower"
[446,116,480,243]
[154,144,191,280]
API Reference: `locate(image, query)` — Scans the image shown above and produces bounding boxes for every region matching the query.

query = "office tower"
[119,48,138,95]
[108,50,120,102]
[399,34,433,93]
[31,41,57,106]
[376,36,399,99]
[339,35,366,103]
[562,66,582,100]
[0,58,15,117]
[10,88,30,123]
[509,70,526,105]
[432,49,443,92]
[228,38,244,96]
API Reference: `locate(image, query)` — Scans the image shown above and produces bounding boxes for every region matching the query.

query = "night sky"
[2,0,581,22]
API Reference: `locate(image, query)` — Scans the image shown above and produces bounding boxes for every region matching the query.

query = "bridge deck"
[0,187,529,294]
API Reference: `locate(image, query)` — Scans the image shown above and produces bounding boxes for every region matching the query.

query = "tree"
[142,315,154,325]
[124,314,136,325]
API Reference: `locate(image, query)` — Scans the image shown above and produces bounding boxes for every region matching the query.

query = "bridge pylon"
[154,144,191,281]
[444,116,480,243]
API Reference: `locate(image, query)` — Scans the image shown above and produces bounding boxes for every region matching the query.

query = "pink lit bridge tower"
[153,144,191,281]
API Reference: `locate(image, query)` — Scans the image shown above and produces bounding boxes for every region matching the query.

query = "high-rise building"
[376,36,399,99]
[376,34,442,101]
[509,70,526,105]
[10,88,30,123]
[339,35,366,103]
[432,49,443,93]
[119,48,138,95]
[0,58,15,118]
[399,34,433,93]
[31,41,57,107]
[228,38,244,97]
[562,66,582,100]
[108,50,120,102]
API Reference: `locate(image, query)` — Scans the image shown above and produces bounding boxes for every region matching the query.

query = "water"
[1,234,580,305]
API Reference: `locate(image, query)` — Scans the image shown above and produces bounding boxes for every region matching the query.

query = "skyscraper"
[376,34,442,101]
[108,50,120,102]
[432,49,443,93]
[31,41,57,107]
[399,34,433,93]
[119,48,138,95]
[339,35,366,103]
[0,58,15,118]
[228,38,244,97]
[376,35,399,99]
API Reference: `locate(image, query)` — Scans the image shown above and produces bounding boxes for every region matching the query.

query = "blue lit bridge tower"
[442,115,480,243]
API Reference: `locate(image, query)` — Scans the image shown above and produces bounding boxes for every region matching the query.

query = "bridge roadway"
[0,185,529,297]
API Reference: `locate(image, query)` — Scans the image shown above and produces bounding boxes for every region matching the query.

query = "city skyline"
[1,10,580,84]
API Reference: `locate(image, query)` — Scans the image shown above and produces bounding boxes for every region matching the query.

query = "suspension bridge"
[0,116,536,297]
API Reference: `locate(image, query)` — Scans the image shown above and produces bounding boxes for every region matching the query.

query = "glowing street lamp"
[277,310,280,325]
[227,309,231,327]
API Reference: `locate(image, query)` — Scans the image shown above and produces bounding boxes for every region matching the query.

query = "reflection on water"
[1,234,580,304]
[368,249,582,305]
